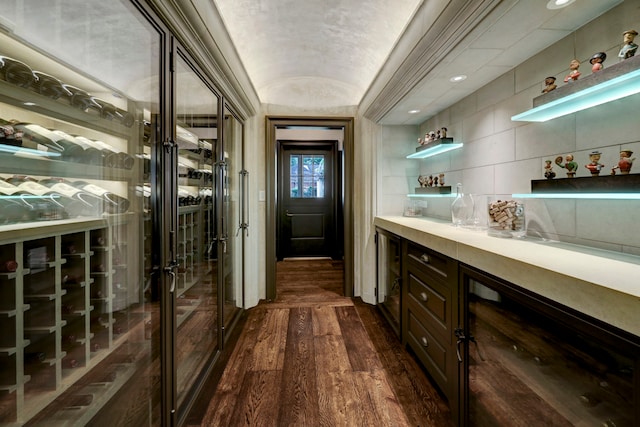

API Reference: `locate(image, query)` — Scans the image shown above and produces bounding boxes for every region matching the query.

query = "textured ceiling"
[213,0,625,124]
[213,0,423,108]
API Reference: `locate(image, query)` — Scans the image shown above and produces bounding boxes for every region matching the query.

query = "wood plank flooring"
[200,258,452,426]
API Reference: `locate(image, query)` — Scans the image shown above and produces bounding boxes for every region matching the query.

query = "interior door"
[278,141,336,259]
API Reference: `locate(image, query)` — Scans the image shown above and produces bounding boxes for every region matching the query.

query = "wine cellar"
[0,0,245,424]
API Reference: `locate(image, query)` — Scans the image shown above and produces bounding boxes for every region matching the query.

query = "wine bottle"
[0,55,36,88]
[0,259,18,272]
[6,175,85,218]
[0,177,64,221]
[74,136,134,169]
[70,180,130,214]
[11,122,90,162]
[0,196,29,223]
[0,119,23,146]
[38,177,103,216]
[32,71,72,100]
[50,130,103,165]
[62,84,101,112]
[90,97,134,127]
[25,351,46,364]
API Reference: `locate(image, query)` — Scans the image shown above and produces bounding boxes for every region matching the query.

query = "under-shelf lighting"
[0,143,61,158]
[407,193,454,198]
[512,193,640,200]
[406,141,463,159]
[511,67,640,122]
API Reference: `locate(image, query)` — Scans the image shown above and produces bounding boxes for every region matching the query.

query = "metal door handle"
[286,210,294,217]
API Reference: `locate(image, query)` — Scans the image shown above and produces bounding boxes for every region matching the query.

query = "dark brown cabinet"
[376,229,640,427]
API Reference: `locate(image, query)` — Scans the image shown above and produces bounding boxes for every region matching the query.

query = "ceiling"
[212,0,623,125]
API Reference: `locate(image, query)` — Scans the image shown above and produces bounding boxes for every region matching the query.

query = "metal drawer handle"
[420,292,428,302]
[420,254,430,264]
[421,337,429,347]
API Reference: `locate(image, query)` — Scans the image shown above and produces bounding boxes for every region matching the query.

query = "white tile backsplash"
[383,1,640,253]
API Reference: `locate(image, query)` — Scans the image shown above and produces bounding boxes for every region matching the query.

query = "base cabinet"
[459,265,640,427]
[378,231,640,427]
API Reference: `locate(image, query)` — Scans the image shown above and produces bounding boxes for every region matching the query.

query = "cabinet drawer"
[406,269,450,341]
[405,241,455,284]
[406,308,452,398]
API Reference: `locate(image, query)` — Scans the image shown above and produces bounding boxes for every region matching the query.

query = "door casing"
[265,117,354,300]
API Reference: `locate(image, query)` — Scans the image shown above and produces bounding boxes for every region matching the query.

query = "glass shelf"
[512,56,640,122]
[512,193,640,200]
[406,138,463,159]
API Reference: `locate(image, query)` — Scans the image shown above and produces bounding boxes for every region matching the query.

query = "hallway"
[199,258,452,426]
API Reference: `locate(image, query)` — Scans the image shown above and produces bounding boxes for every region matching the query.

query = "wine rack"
[0,39,147,424]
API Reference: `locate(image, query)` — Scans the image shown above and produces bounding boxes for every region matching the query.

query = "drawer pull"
[421,337,429,347]
[420,292,428,302]
[420,254,430,264]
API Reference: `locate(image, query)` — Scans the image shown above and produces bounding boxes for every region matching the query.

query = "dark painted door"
[278,141,337,259]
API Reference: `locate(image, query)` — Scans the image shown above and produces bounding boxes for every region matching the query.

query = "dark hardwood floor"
[199,258,452,426]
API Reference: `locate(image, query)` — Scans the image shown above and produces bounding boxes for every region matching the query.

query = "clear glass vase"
[451,183,472,227]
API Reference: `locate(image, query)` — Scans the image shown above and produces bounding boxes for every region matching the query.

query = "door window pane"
[290,154,324,198]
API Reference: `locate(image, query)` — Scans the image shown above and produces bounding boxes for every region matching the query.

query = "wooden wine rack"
[0,217,145,424]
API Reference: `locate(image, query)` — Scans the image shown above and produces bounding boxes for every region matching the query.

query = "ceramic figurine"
[433,176,439,186]
[439,173,445,186]
[563,59,581,83]
[428,175,434,187]
[590,52,606,72]
[619,30,638,60]
[542,76,557,93]
[584,150,604,176]
[544,160,556,179]
[441,127,447,138]
[418,175,428,187]
[611,150,635,175]
[555,154,578,178]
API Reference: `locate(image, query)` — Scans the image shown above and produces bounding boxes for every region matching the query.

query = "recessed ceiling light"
[408,109,420,114]
[547,0,575,10]
[450,75,467,83]
[23,102,37,106]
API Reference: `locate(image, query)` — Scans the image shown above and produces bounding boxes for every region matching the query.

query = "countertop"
[374,215,640,338]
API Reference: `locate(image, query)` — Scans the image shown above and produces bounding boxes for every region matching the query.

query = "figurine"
[611,150,635,175]
[427,175,434,187]
[619,30,638,60]
[555,154,578,178]
[418,175,428,187]
[584,151,604,176]
[433,176,439,186]
[563,59,581,83]
[542,77,557,93]
[544,160,556,179]
[438,173,445,186]
[590,52,606,72]
[441,127,447,138]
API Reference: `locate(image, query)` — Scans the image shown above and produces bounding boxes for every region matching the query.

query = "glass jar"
[487,198,526,238]
[451,183,472,227]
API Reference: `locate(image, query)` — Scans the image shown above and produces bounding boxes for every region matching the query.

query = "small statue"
[563,59,581,83]
[584,151,604,176]
[544,160,556,179]
[433,176,439,186]
[441,127,447,138]
[590,52,606,73]
[555,154,578,178]
[542,76,557,93]
[619,30,638,60]
[438,173,445,186]
[418,175,428,187]
[418,137,424,146]
[611,150,635,175]
[427,175,434,187]
[436,129,441,140]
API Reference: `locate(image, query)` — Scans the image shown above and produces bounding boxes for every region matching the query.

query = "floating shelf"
[406,138,463,159]
[513,173,640,199]
[512,55,640,122]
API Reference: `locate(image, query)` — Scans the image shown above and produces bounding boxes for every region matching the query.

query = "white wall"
[412,1,640,255]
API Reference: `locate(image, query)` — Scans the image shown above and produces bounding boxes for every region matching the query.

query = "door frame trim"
[265,117,354,300]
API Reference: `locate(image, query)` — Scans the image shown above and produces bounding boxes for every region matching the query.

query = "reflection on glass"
[0,0,161,424]
[175,55,219,411]
[222,107,243,328]
[468,280,635,426]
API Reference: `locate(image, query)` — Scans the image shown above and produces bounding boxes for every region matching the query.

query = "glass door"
[173,52,220,417]
[0,0,166,425]
[221,106,244,331]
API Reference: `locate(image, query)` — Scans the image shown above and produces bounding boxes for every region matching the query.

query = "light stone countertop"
[374,215,640,338]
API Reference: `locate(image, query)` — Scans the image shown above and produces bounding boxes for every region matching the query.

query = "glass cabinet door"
[0,0,164,425]
[221,106,244,332]
[174,53,220,414]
